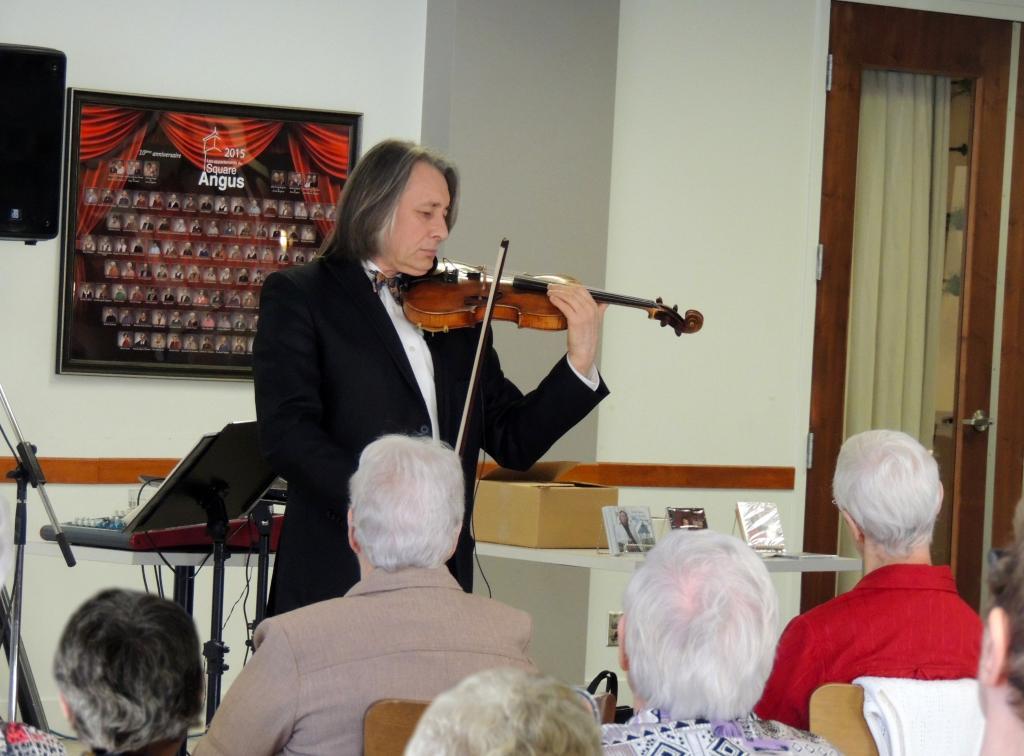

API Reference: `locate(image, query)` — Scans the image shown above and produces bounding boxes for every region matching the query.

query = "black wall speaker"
[0,44,67,242]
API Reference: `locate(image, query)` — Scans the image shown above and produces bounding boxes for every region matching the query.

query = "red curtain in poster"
[75,106,149,238]
[77,105,148,161]
[287,125,351,236]
[159,113,282,170]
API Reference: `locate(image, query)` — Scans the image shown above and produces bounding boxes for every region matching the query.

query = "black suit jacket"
[253,256,608,614]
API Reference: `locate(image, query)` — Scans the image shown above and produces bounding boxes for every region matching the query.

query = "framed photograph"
[736,501,786,553]
[666,506,708,530]
[602,506,656,556]
[57,89,361,379]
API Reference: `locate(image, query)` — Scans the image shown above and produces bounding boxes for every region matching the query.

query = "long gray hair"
[322,139,459,262]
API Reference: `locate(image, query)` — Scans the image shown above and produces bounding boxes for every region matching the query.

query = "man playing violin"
[254,139,609,615]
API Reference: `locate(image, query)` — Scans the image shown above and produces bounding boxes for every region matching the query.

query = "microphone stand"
[0,383,76,724]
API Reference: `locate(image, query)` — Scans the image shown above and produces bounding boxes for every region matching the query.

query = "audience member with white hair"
[756,429,981,729]
[602,530,838,755]
[196,434,536,756]
[53,588,203,756]
[978,501,1024,756]
[405,667,602,756]
[0,496,66,755]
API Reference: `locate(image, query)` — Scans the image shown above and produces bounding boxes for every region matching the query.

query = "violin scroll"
[651,297,704,336]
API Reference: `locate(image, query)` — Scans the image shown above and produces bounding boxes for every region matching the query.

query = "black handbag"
[586,670,633,724]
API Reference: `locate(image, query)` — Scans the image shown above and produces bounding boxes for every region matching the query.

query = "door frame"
[802,1,1012,611]
[994,39,1024,549]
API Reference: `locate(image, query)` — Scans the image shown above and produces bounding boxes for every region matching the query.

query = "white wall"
[596,0,829,633]
[0,0,429,728]
[423,0,619,463]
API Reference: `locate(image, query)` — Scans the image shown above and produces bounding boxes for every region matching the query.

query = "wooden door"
[803,1,1011,611]
[993,42,1024,550]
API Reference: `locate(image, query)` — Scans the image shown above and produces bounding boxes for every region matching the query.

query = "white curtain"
[844,70,950,443]
[838,70,950,587]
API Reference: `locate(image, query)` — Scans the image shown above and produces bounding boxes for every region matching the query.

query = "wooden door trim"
[994,38,1024,548]
[804,1,1011,611]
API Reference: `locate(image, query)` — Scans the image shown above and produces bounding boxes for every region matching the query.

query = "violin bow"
[454,238,509,457]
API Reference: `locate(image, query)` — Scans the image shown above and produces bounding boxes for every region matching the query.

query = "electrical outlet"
[607,611,622,646]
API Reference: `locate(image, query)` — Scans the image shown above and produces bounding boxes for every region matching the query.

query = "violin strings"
[511,273,659,309]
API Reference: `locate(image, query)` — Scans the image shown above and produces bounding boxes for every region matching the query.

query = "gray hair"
[622,530,778,720]
[405,668,602,756]
[323,139,459,262]
[53,589,203,752]
[832,429,941,557]
[349,434,464,571]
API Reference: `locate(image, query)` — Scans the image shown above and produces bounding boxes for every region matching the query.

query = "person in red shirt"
[978,502,1024,756]
[755,429,981,730]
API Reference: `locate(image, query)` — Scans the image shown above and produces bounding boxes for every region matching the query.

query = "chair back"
[363,698,430,756]
[809,683,879,756]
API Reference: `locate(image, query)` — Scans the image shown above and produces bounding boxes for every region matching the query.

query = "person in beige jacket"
[195,434,536,756]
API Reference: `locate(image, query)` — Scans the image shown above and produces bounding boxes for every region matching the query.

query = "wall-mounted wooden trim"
[549,463,794,490]
[0,457,177,485]
[478,461,794,489]
[5,457,795,491]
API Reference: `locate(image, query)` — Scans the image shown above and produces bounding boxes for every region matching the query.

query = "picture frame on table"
[666,506,708,530]
[602,506,656,556]
[736,501,786,554]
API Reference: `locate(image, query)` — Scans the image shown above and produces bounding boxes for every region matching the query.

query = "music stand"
[131,420,276,723]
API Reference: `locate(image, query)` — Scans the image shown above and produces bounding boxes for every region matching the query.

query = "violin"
[402,260,703,337]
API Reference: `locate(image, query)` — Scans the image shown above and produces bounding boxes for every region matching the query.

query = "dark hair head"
[989,502,1024,722]
[322,139,459,262]
[53,589,204,752]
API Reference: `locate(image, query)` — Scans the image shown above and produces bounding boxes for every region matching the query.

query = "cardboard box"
[472,461,618,548]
